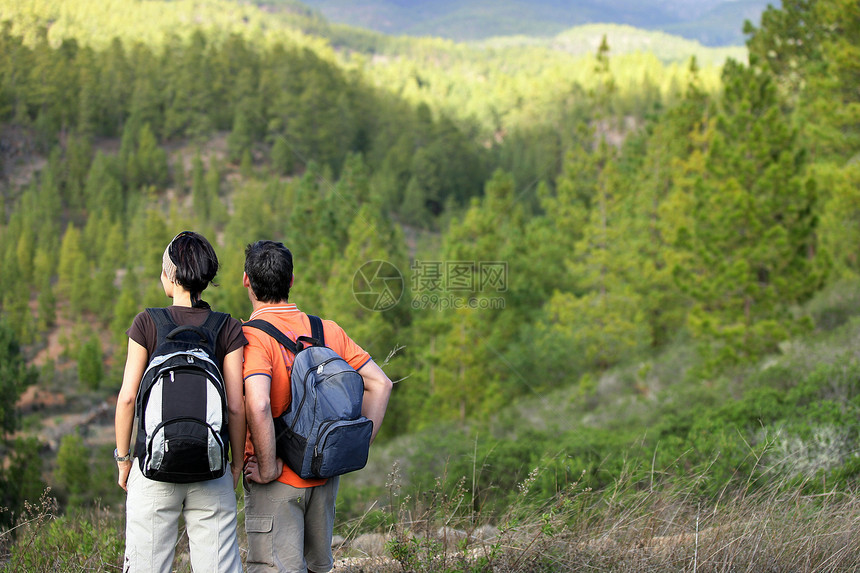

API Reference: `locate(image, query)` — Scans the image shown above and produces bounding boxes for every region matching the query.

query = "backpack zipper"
[289,356,341,432]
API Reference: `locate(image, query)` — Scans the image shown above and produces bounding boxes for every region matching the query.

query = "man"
[241,240,393,573]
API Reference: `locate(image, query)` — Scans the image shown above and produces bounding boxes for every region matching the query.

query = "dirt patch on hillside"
[0,124,43,191]
[16,385,67,411]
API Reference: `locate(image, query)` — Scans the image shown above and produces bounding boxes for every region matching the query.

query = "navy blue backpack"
[243,315,373,479]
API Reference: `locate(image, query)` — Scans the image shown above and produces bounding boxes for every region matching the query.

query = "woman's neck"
[171,289,194,308]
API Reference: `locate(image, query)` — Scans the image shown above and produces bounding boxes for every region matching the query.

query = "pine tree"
[173,155,188,195]
[746,0,860,160]
[320,203,409,368]
[69,256,91,319]
[271,136,292,176]
[76,46,100,136]
[34,246,56,331]
[818,162,860,277]
[126,198,170,290]
[414,171,546,423]
[57,225,84,299]
[163,31,214,140]
[99,37,133,136]
[621,58,708,346]
[0,25,28,123]
[28,168,61,245]
[204,158,228,226]
[191,152,210,222]
[90,265,118,323]
[673,60,825,369]
[127,52,161,137]
[211,34,259,131]
[56,433,90,506]
[544,141,651,372]
[227,98,255,164]
[0,317,31,436]
[111,269,142,346]
[539,124,601,255]
[400,176,432,228]
[84,151,124,219]
[119,121,141,191]
[77,336,104,391]
[14,218,35,285]
[36,278,56,333]
[137,123,168,189]
[64,133,93,211]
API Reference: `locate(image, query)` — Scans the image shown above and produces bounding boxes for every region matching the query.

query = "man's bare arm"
[244,373,282,483]
[357,359,393,443]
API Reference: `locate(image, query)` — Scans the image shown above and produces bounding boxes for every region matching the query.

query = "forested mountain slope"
[0,0,860,569]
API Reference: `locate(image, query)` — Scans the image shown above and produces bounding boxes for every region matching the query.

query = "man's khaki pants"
[244,476,340,573]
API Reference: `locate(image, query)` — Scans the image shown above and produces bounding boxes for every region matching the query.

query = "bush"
[805,278,860,332]
[0,437,45,529]
[55,434,90,508]
[77,336,104,391]
[3,499,124,572]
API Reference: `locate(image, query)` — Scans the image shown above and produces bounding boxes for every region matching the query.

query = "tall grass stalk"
[333,464,860,572]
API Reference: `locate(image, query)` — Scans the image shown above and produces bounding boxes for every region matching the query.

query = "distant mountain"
[294,0,768,46]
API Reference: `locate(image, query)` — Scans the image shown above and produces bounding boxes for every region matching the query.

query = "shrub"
[77,336,104,391]
[3,499,124,572]
[55,434,90,508]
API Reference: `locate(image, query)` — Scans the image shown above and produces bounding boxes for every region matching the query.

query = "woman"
[114,231,246,573]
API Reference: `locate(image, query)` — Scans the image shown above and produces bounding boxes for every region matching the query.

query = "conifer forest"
[1,0,860,570]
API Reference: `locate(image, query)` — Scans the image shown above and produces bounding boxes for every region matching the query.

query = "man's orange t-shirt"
[242,303,372,488]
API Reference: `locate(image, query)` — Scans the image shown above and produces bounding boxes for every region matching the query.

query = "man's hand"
[244,455,284,484]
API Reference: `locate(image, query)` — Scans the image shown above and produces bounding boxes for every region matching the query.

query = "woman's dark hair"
[244,241,293,303]
[168,231,219,304]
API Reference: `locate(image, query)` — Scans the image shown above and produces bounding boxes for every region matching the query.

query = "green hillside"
[480,23,746,64]
[1,0,860,569]
[0,0,345,58]
[0,0,739,140]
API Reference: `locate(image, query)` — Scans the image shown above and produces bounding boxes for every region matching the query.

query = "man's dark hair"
[244,241,293,303]
[169,231,219,301]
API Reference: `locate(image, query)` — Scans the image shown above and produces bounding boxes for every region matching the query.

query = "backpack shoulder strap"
[244,319,299,355]
[199,311,230,354]
[201,311,230,339]
[308,315,325,347]
[145,307,176,343]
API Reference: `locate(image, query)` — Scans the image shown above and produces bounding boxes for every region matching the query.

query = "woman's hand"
[117,460,133,491]
[231,462,243,489]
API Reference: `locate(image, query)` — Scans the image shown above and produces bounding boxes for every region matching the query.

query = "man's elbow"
[381,375,393,395]
[361,362,393,394]
[245,396,272,421]
[368,373,393,403]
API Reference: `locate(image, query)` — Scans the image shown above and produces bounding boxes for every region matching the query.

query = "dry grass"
[331,465,860,573]
[3,469,860,572]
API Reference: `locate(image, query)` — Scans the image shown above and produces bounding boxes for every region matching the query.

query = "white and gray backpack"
[134,308,230,483]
